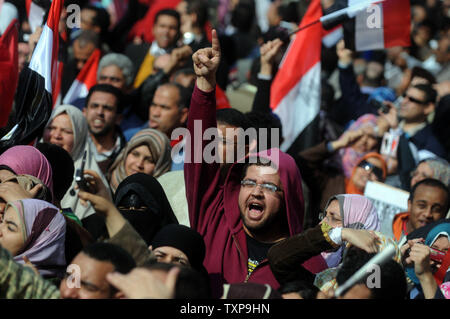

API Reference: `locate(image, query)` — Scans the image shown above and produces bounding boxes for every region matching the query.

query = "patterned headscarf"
[109,129,172,193]
[339,114,378,178]
[8,199,66,278]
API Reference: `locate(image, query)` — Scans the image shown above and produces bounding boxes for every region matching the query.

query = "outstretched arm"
[185,30,223,231]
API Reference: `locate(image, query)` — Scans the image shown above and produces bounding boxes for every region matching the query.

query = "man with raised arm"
[184,30,325,297]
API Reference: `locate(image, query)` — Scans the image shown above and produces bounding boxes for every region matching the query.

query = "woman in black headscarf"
[114,173,179,245]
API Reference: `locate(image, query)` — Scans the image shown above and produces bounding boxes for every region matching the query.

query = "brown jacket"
[268,223,338,285]
[107,221,152,267]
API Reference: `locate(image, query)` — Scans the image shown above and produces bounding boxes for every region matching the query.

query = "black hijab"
[114,173,179,245]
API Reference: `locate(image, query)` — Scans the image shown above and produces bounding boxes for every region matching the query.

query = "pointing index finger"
[211,29,220,54]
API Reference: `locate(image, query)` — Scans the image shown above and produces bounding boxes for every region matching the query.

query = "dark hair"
[186,0,209,28]
[412,83,438,104]
[158,82,192,111]
[411,66,436,85]
[142,262,211,299]
[154,8,181,28]
[82,4,111,39]
[362,61,384,87]
[216,108,252,130]
[336,246,407,299]
[409,178,450,212]
[240,157,275,180]
[35,143,74,202]
[230,1,255,33]
[81,242,136,275]
[85,84,124,113]
[245,111,283,150]
[278,280,319,299]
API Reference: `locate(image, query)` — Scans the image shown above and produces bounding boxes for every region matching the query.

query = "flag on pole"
[270,0,322,153]
[320,0,410,51]
[0,19,19,128]
[62,48,101,105]
[0,0,62,150]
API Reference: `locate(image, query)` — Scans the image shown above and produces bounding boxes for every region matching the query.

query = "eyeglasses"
[318,211,342,226]
[402,93,428,105]
[358,160,384,180]
[240,179,283,193]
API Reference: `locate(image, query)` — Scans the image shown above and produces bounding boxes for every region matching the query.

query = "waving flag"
[0,19,19,128]
[270,0,322,153]
[320,0,410,51]
[0,0,62,151]
[63,48,101,105]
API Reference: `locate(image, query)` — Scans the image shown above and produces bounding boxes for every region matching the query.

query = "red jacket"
[185,85,325,296]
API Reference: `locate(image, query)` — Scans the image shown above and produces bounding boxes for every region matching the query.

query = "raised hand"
[192,29,221,92]
[106,267,180,299]
[260,38,283,76]
[336,39,353,65]
[341,228,380,254]
[330,128,365,151]
[164,45,193,74]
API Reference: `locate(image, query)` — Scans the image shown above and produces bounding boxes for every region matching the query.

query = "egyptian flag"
[0,0,62,150]
[270,0,322,154]
[26,0,47,33]
[321,0,410,51]
[0,19,19,128]
[62,49,101,105]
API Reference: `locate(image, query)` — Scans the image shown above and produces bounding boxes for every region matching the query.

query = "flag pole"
[287,19,321,37]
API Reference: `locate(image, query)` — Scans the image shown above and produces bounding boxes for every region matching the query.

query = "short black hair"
[412,83,438,104]
[142,262,211,299]
[74,29,100,49]
[82,4,111,38]
[409,178,450,212]
[35,142,74,202]
[245,111,283,150]
[278,280,319,299]
[85,84,124,113]
[216,108,252,130]
[411,66,436,85]
[154,8,181,28]
[81,242,136,275]
[336,246,407,299]
[158,82,192,111]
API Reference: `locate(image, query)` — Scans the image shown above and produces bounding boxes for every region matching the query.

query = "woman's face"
[124,145,156,176]
[410,162,434,188]
[351,157,384,191]
[320,199,343,228]
[0,205,25,256]
[44,113,75,154]
[352,132,378,154]
[430,235,450,271]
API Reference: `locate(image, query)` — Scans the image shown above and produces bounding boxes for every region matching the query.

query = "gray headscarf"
[45,105,111,220]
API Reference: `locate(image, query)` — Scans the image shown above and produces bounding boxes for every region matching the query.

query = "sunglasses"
[402,93,428,105]
[358,160,384,180]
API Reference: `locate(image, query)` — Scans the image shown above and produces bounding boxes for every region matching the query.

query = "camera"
[370,99,390,114]
[75,150,90,192]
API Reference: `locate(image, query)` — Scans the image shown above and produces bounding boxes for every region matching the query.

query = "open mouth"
[247,202,264,220]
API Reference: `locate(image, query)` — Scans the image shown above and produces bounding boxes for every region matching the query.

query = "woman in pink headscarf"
[318,194,381,268]
[0,145,54,194]
[0,198,66,278]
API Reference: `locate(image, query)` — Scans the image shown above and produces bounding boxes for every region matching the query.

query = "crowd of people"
[0,0,449,301]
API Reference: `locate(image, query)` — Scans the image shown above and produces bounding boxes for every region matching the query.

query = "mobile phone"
[430,247,446,263]
[75,151,90,191]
